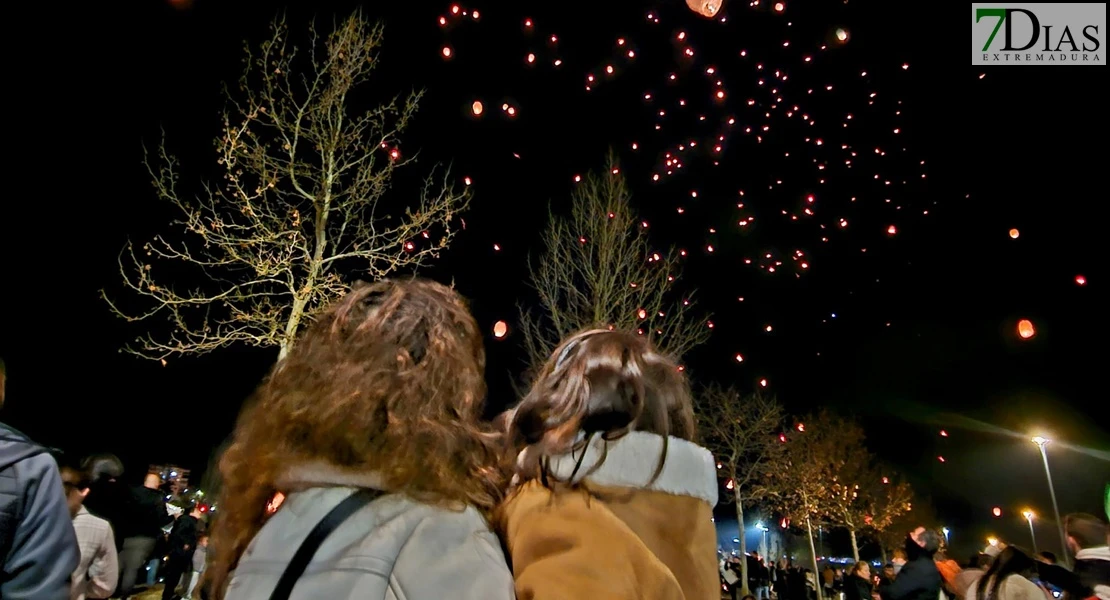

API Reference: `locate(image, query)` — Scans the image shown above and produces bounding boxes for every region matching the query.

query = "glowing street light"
[942,527,950,543]
[1031,435,1070,568]
[1022,509,1038,554]
[987,536,999,547]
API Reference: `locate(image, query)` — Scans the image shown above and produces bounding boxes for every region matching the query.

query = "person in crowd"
[80,454,128,552]
[0,356,80,600]
[1034,552,1057,565]
[966,546,1046,600]
[882,564,898,588]
[207,279,514,600]
[880,527,943,600]
[118,472,172,597]
[954,554,994,600]
[59,461,118,600]
[161,503,204,600]
[936,546,964,598]
[1065,513,1109,600]
[846,561,878,600]
[756,554,772,600]
[825,565,838,599]
[497,329,719,600]
[183,533,207,600]
[893,549,908,575]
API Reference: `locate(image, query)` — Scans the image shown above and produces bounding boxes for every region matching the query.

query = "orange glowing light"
[471,101,483,115]
[1017,319,1036,339]
[940,430,948,437]
[1009,228,1020,239]
[796,423,805,432]
[441,46,453,58]
[773,2,785,12]
[1075,275,1086,285]
[887,225,897,235]
[993,507,1002,517]
[735,354,744,363]
[686,0,721,18]
[493,321,509,339]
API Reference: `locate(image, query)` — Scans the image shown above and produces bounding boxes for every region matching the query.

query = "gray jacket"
[225,474,514,600]
[0,423,80,600]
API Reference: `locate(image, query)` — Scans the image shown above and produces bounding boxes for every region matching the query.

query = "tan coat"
[498,432,720,600]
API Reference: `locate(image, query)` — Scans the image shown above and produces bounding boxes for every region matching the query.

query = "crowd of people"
[1,278,1108,600]
[720,522,1108,600]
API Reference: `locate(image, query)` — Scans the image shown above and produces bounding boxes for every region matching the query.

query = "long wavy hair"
[974,546,1038,600]
[505,329,696,486]
[206,279,503,598]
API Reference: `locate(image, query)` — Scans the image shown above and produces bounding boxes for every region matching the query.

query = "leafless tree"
[696,386,785,595]
[864,473,915,562]
[103,13,469,362]
[519,151,709,373]
[815,415,875,562]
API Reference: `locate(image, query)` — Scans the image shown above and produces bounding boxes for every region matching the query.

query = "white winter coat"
[224,464,515,600]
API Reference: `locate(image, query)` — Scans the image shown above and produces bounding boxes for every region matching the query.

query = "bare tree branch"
[103,12,469,362]
[518,150,710,374]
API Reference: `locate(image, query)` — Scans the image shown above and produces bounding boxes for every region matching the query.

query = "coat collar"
[541,431,718,506]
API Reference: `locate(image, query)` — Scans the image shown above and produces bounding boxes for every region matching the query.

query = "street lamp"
[1022,509,1038,554]
[987,536,999,547]
[757,521,770,557]
[942,527,950,544]
[1031,436,1070,568]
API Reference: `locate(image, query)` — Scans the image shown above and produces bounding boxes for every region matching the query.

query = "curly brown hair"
[206,279,503,598]
[505,329,696,485]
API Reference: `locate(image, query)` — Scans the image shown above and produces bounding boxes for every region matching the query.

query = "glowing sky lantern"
[1075,275,1086,285]
[1017,319,1036,339]
[471,101,484,116]
[492,321,509,338]
[836,28,849,42]
[993,507,1002,517]
[774,2,786,12]
[1009,228,1020,239]
[686,0,722,18]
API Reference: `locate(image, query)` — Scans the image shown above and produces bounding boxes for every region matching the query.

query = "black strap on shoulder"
[268,488,382,600]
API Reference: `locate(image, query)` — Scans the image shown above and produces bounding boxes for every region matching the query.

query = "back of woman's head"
[976,546,1037,600]
[207,279,500,598]
[507,329,695,482]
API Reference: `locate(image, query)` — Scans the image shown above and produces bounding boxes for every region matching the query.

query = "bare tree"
[519,151,709,373]
[103,13,469,361]
[864,473,915,562]
[816,416,874,562]
[760,411,867,600]
[696,386,785,595]
[875,490,935,563]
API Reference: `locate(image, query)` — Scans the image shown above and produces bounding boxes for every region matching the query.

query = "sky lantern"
[940,430,948,437]
[1075,275,1086,285]
[773,2,786,12]
[993,507,1002,517]
[1017,319,1036,339]
[836,28,849,42]
[686,0,722,18]
[471,101,483,116]
[1009,228,1020,239]
[492,321,509,339]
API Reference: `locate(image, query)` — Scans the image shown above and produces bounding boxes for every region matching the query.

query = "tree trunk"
[279,294,310,361]
[735,487,750,595]
[806,517,824,600]
[849,528,860,562]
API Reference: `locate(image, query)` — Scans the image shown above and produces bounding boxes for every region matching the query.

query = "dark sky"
[2,0,1106,560]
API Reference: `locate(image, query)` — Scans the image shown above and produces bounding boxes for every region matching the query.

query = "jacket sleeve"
[1,454,80,600]
[882,561,938,600]
[390,507,515,600]
[499,483,687,600]
[86,524,119,599]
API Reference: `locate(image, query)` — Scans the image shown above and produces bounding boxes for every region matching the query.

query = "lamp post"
[1022,510,1038,554]
[758,522,770,558]
[1032,436,1070,568]
[942,527,950,545]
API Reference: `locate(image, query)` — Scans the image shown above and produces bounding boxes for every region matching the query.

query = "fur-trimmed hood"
[539,431,719,507]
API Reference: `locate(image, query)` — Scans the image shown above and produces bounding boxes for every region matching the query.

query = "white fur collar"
[277,461,387,491]
[541,431,718,506]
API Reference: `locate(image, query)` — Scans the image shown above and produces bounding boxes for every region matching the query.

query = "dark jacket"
[847,575,875,600]
[0,423,80,600]
[126,485,172,539]
[882,539,943,600]
[168,514,201,561]
[83,477,131,549]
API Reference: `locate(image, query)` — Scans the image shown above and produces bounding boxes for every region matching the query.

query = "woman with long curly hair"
[206,279,513,600]
[496,329,720,600]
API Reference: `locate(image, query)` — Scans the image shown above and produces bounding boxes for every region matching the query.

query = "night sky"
[2,0,1106,561]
